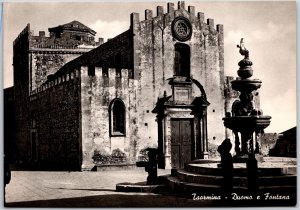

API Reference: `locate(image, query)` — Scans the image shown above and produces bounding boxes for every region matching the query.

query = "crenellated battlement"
[22,20,101,50]
[30,44,94,50]
[29,31,104,49]
[29,29,104,43]
[29,65,130,100]
[29,34,99,50]
[30,68,80,99]
[130,1,223,34]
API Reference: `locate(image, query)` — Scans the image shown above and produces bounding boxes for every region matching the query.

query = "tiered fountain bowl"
[223,115,271,133]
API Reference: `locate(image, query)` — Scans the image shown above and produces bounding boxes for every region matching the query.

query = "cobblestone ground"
[4,169,216,207]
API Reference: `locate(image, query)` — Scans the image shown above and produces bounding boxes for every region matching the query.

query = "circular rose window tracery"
[172,17,192,42]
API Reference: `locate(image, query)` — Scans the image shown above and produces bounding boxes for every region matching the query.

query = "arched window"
[109,99,126,136]
[174,43,190,77]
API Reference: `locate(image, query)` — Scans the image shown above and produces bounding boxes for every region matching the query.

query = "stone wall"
[29,69,81,169]
[69,29,133,70]
[13,24,31,161]
[30,51,83,91]
[12,22,94,166]
[260,133,278,156]
[24,24,135,171]
[4,87,15,161]
[80,66,140,170]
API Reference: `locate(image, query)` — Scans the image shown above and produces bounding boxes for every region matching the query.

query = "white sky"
[2,1,297,133]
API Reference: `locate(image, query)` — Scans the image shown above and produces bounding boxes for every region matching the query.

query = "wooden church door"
[171,119,193,168]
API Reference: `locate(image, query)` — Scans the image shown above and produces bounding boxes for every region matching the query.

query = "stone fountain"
[223,38,271,161]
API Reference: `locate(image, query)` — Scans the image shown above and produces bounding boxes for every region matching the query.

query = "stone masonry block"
[145,9,153,20]
[157,6,164,16]
[167,2,174,13]
[188,6,195,16]
[217,24,224,33]
[178,1,185,9]
[198,12,204,22]
[207,18,214,27]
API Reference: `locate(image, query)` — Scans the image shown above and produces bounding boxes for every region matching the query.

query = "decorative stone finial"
[237,38,249,59]
[237,38,253,79]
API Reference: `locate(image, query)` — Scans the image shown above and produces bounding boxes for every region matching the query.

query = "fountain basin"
[223,116,271,132]
[231,79,262,92]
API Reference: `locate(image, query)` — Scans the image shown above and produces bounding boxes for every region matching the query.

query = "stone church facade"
[11,2,244,171]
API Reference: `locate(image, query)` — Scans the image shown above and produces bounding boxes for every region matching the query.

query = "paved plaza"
[6,162,296,207]
[4,168,216,207]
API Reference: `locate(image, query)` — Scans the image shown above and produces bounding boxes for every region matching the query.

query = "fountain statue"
[223,38,271,161]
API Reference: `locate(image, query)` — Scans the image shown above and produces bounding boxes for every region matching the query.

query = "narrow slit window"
[116,68,121,78]
[102,67,108,77]
[88,66,95,76]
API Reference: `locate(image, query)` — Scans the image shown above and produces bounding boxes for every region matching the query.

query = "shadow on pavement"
[45,187,116,192]
[5,194,217,207]
[6,193,296,208]
[10,163,81,172]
